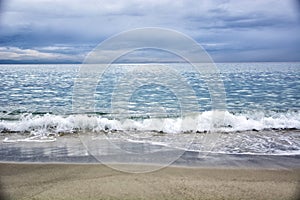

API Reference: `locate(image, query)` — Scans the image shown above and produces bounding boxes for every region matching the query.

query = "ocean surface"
[0,62,300,164]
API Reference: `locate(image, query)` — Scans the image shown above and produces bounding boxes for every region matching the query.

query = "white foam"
[3,136,56,143]
[0,111,299,135]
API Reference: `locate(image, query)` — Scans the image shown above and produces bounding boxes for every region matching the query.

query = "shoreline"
[1,162,299,200]
[1,132,300,169]
[1,152,300,170]
[1,131,299,199]
[1,137,300,169]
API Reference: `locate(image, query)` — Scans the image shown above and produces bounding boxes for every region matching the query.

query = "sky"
[0,0,299,63]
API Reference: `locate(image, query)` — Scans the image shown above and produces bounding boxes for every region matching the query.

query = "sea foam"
[0,111,299,136]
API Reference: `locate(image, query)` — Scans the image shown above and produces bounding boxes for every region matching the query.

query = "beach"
[0,163,299,200]
[0,63,299,199]
[0,131,300,199]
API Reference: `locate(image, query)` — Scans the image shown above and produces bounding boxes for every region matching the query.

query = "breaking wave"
[0,110,299,136]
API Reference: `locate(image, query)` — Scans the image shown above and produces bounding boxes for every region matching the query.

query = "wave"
[0,111,299,135]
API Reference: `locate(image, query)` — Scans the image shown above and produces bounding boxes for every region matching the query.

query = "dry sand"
[0,163,299,200]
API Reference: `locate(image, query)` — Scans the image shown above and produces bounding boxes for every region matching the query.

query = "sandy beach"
[0,163,299,200]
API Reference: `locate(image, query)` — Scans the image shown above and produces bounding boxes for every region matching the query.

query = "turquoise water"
[0,62,299,156]
[1,62,299,118]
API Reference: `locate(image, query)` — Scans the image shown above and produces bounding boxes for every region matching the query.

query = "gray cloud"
[0,0,299,63]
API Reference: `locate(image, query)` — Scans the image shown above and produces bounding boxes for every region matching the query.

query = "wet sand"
[0,163,299,200]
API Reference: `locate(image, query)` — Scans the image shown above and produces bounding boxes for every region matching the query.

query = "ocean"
[0,62,299,167]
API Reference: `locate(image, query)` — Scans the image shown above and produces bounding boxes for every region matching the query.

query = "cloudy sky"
[0,0,299,63]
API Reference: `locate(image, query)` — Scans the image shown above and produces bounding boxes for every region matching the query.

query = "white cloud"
[36,46,73,51]
[0,46,83,61]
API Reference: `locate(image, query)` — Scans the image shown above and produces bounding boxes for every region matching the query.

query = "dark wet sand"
[0,163,299,200]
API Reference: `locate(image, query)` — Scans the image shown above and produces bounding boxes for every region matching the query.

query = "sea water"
[0,62,299,158]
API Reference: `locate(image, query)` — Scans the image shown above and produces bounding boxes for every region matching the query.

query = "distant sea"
[0,62,299,163]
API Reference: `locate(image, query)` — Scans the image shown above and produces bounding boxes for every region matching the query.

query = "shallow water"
[1,132,299,169]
